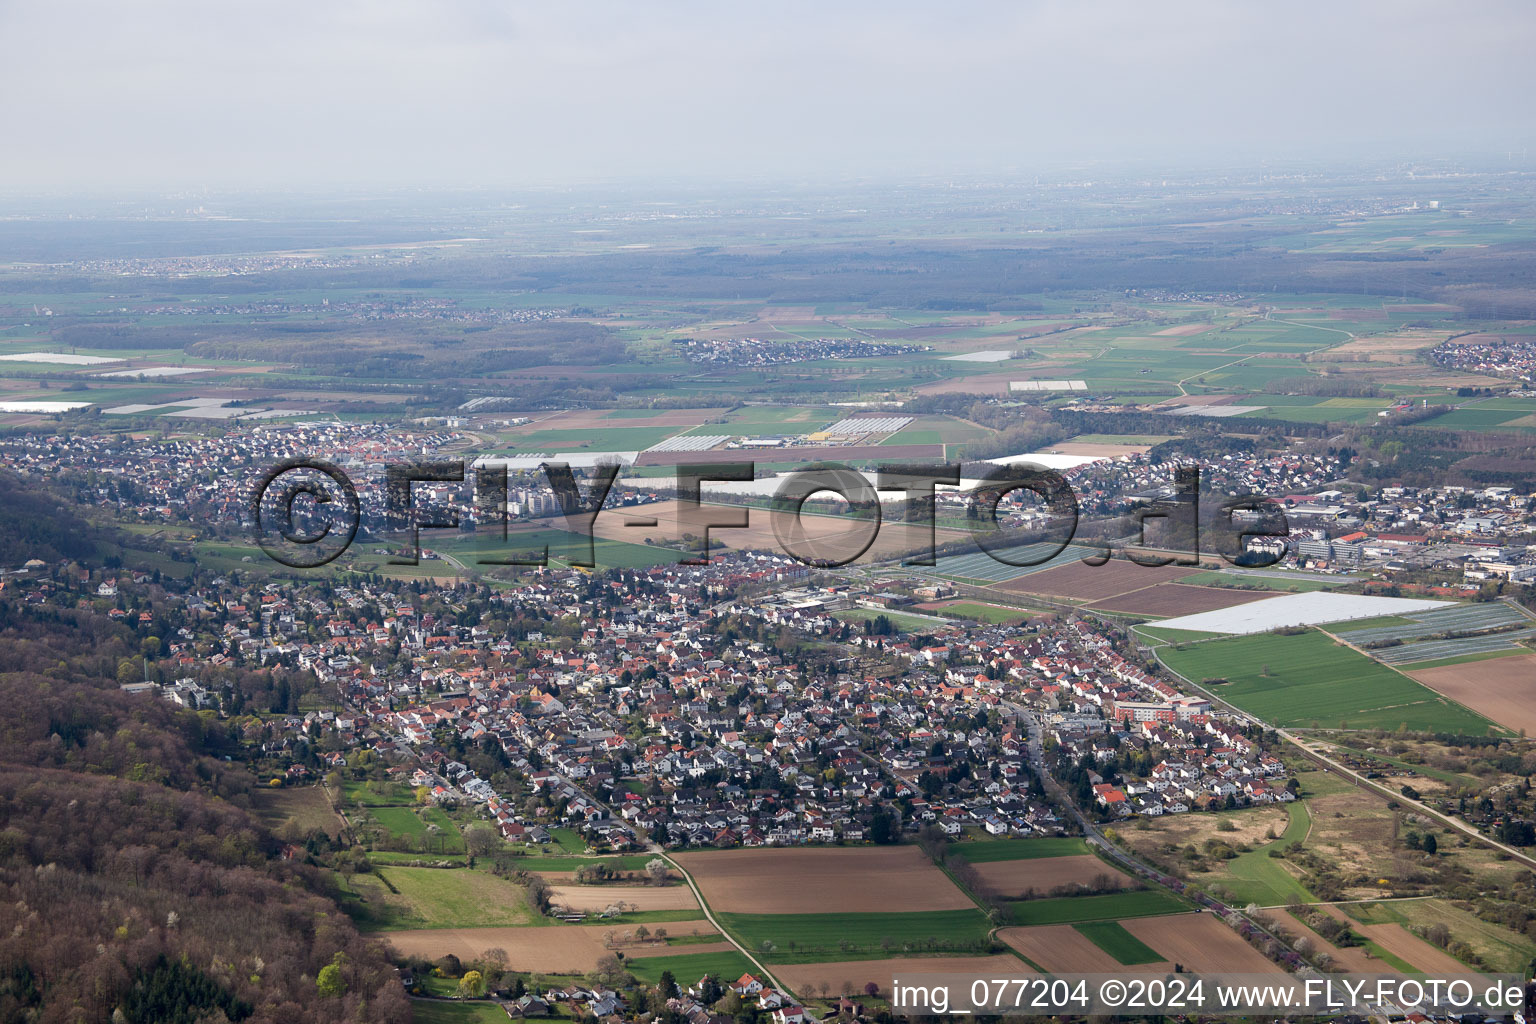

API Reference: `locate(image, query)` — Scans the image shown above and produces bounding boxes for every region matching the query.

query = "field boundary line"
[660,852,789,997]
[1314,625,1510,735]
[1148,644,1536,875]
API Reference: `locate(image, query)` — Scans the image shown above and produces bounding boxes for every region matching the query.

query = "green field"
[1005,889,1190,926]
[344,867,541,931]
[505,855,657,872]
[249,786,342,837]
[369,805,465,853]
[626,950,757,986]
[1134,624,1225,644]
[504,425,681,450]
[952,837,1091,862]
[925,601,1039,625]
[1175,571,1336,593]
[1340,899,1536,974]
[832,608,944,633]
[1157,629,1501,733]
[410,998,523,1024]
[548,827,590,854]
[715,909,993,963]
[1072,922,1165,965]
[1205,801,1314,907]
[340,780,413,806]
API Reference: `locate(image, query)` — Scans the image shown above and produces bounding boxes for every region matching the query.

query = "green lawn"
[369,806,465,853]
[1005,889,1190,926]
[626,950,756,986]
[1072,922,1165,965]
[410,998,519,1024]
[340,780,413,806]
[952,837,1091,862]
[1157,629,1502,734]
[548,827,590,854]
[715,909,993,963]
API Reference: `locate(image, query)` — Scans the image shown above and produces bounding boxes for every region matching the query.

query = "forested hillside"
[0,595,410,1024]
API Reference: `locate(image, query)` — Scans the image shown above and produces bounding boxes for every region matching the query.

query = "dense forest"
[0,594,410,1023]
[0,471,100,567]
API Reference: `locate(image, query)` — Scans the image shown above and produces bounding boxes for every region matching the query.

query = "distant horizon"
[3,0,1533,193]
[2,156,1535,208]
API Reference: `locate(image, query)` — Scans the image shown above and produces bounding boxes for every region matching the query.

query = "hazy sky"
[3,0,1534,191]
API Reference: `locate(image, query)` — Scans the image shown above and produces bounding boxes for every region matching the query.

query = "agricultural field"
[1151,592,1452,636]
[249,785,345,839]
[1406,653,1536,736]
[969,856,1131,898]
[994,557,1196,601]
[1157,629,1502,733]
[714,909,994,963]
[951,837,1091,862]
[1119,914,1287,974]
[913,600,1040,624]
[409,999,522,1024]
[1320,905,1471,974]
[672,846,972,914]
[934,542,1099,585]
[1073,921,1165,965]
[775,954,1030,995]
[1088,582,1269,617]
[344,866,543,932]
[546,884,700,913]
[591,499,971,564]
[1339,899,1536,974]
[1004,889,1190,926]
[1000,924,1159,974]
[381,922,717,973]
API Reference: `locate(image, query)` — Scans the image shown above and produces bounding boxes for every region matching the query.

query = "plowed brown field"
[672,846,972,914]
[970,856,1132,898]
[778,955,1031,996]
[999,925,1169,974]
[1089,583,1268,616]
[1121,914,1286,974]
[1408,654,1536,736]
[547,884,700,912]
[381,920,720,972]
